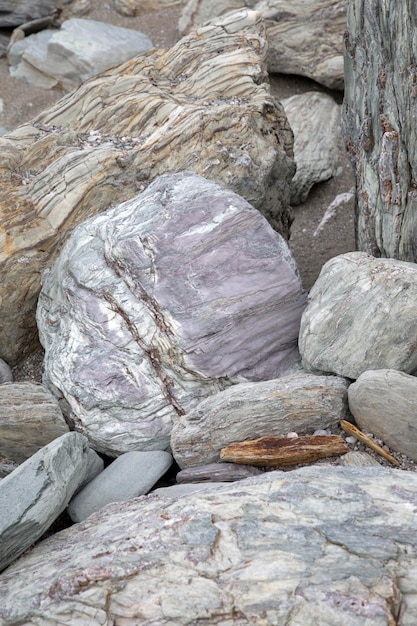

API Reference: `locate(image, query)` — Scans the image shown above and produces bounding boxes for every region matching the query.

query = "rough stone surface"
[0,9,295,366]
[114,0,183,15]
[37,171,306,456]
[348,369,417,463]
[0,431,90,572]
[179,0,346,89]
[171,372,349,468]
[282,91,341,205]
[0,359,12,383]
[176,462,263,483]
[0,0,57,27]
[0,466,416,624]
[153,482,227,498]
[342,0,417,261]
[68,451,173,522]
[299,252,417,379]
[339,451,382,467]
[0,382,69,463]
[8,19,154,91]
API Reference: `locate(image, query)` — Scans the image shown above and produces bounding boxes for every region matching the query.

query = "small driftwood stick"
[219,435,349,467]
[340,420,400,467]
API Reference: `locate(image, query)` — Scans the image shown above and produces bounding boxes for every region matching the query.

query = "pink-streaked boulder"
[37,172,307,457]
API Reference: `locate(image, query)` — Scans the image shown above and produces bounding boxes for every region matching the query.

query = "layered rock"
[113,0,183,15]
[342,0,417,260]
[348,369,417,463]
[171,372,348,468]
[179,0,346,89]
[0,382,69,463]
[0,0,58,27]
[0,466,415,624]
[37,172,306,456]
[0,9,295,365]
[299,252,417,379]
[282,92,341,204]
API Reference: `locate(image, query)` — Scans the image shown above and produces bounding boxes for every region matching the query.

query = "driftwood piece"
[0,9,295,365]
[342,0,417,260]
[340,420,400,467]
[220,435,349,467]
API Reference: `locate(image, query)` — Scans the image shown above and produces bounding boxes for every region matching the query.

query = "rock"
[342,0,417,261]
[72,447,104,495]
[348,369,417,463]
[1,466,416,624]
[0,0,57,28]
[299,252,417,379]
[0,459,19,479]
[0,9,295,366]
[0,431,89,572]
[171,372,349,468]
[153,482,227,497]
[37,171,306,456]
[0,382,69,463]
[282,92,341,205]
[338,451,382,468]
[8,18,154,91]
[68,451,173,522]
[179,0,346,89]
[68,0,91,16]
[114,0,182,16]
[176,462,263,483]
[220,434,349,467]
[0,358,12,383]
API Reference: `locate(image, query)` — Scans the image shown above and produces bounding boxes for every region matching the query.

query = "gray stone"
[114,0,182,15]
[348,369,417,463]
[0,358,12,383]
[67,450,173,522]
[153,482,227,498]
[1,466,416,624]
[282,92,341,205]
[0,431,89,572]
[72,447,104,495]
[0,382,69,463]
[179,0,346,89]
[8,18,154,91]
[176,462,263,483]
[338,451,382,468]
[0,9,295,366]
[37,171,306,456]
[299,252,417,379]
[0,0,57,27]
[342,0,417,261]
[171,372,349,468]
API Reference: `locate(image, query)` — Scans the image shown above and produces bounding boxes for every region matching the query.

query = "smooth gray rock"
[67,450,173,522]
[8,18,154,91]
[176,462,263,483]
[0,359,12,383]
[1,466,417,624]
[72,447,104,496]
[0,0,57,27]
[179,0,346,89]
[171,372,349,468]
[0,382,69,463]
[348,369,417,463]
[37,172,306,456]
[0,431,89,572]
[299,252,417,379]
[342,0,417,261]
[282,91,341,205]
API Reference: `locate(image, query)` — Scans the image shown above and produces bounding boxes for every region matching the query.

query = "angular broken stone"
[299,252,417,379]
[0,0,57,27]
[220,434,349,467]
[282,92,341,205]
[37,172,306,456]
[0,382,69,463]
[179,0,346,89]
[0,9,295,366]
[171,372,349,468]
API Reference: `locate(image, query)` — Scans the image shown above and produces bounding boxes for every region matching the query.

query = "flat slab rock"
[1,466,416,624]
[171,371,349,468]
[299,252,417,379]
[348,369,417,463]
[179,0,346,89]
[0,9,295,366]
[37,171,306,456]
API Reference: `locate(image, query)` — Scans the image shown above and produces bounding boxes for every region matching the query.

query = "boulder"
[0,466,415,624]
[0,9,295,366]
[342,0,417,261]
[171,372,349,468]
[37,171,306,456]
[179,0,346,89]
[8,19,154,91]
[0,431,90,572]
[282,91,341,205]
[0,382,69,463]
[348,369,417,463]
[0,0,57,27]
[299,252,417,379]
